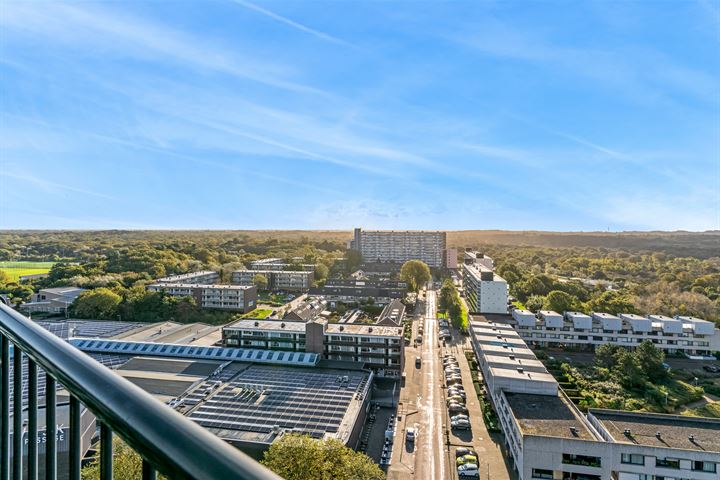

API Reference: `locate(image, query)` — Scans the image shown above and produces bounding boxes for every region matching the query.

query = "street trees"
[400,260,431,292]
[262,434,384,480]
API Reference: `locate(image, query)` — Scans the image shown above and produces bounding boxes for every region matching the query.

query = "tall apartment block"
[469,319,719,480]
[247,258,315,272]
[350,228,446,268]
[146,283,257,313]
[462,262,508,314]
[231,269,314,292]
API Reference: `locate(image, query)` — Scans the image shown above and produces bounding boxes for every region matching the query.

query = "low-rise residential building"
[376,298,406,327]
[468,318,720,480]
[222,319,404,377]
[154,271,220,284]
[308,279,406,306]
[462,262,508,314]
[511,309,720,356]
[146,283,257,313]
[247,258,315,271]
[231,269,314,292]
[21,287,87,314]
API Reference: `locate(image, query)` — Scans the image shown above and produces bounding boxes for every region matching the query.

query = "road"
[414,288,447,480]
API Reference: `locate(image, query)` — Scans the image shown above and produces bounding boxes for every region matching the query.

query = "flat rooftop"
[149,283,254,290]
[590,409,720,453]
[184,364,371,445]
[225,319,307,332]
[326,323,402,336]
[505,392,597,440]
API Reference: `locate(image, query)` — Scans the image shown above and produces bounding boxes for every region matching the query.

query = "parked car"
[446,378,463,386]
[703,365,719,373]
[405,427,416,443]
[448,404,468,415]
[456,454,478,466]
[455,447,477,458]
[415,335,423,344]
[447,390,466,400]
[458,463,479,478]
[415,356,422,367]
[447,395,465,405]
[450,414,469,422]
[451,418,471,430]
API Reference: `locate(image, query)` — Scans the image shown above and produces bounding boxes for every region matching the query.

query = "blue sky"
[1,1,718,231]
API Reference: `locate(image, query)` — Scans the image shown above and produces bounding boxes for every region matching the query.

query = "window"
[621,453,644,465]
[655,458,680,469]
[693,461,717,473]
[562,454,601,468]
[532,469,553,479]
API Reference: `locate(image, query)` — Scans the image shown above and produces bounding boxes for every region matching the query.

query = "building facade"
[350,228,446,268]
[222,319,404,377]
[247,258,315,272]
[468,319,720,480]
[21,287,87,314]
[231,269,314,292]
[462,262,508,314]
[308,279,407,306]
[511,309,720,356]
[154,271,220,284]
[147,283,257,313]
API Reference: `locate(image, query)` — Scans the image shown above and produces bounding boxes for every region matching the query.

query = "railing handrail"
[0,303,282,480]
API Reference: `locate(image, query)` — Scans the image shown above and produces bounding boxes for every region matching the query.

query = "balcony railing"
[0,302,282,480]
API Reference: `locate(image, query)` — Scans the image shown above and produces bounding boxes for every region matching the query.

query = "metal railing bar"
[0,304,281,480]
[12,351,22,480]
[69,396,81,480]
[100,423,112,480]
[28,359,38,480]
[142,460,157,480]
[45,374,56,480]
[1,335,9,480]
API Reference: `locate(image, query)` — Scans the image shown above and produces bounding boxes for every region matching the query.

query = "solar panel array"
[187,365,369,438]
[37,320,145,339]
[71,339,320,366]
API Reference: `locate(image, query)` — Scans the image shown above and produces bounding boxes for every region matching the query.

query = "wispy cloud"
[0,171,116,200]
[0,2,324,95]
[229,0,353,47]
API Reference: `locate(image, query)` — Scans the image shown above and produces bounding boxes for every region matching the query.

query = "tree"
[584,290,637,315]
[262,434,384,480]
[253,274,269,291]
[400,260,431,292]
[542,290,579,314]
[595,344,622,369]
[71,288,122,319]
[525,295,545,312]
[314,263,329,283]
[81,438,169,480]
[615,350,646,389]
[635,341,667,380]
[344,249,362,274]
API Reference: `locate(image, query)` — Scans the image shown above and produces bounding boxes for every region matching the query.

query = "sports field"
[0,261,56,282]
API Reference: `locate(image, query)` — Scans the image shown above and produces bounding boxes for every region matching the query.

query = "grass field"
[0,261,56,282]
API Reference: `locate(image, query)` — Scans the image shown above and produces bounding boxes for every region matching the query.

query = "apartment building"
[308,279,407,306]
[247,258,315,272]
[21,287,87,314]
[511,309,720,356]
[231,269,314,292]
[222,319,404,377]
[462,262,508,314]
[154,271,220,284]
[463,250,494,270]
[146,283,257,313]
[468,319,720,480]
[350,228,446,268]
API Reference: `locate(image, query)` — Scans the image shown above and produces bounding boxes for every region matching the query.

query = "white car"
[451,418,471,430]
[457,463,479,478]
[405,427,417,442]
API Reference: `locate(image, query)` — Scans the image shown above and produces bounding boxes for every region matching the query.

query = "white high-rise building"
[350,228,446,268]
